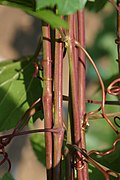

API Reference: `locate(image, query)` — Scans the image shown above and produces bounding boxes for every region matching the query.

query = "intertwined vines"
[0,1,120,180]
[60,25,120,178]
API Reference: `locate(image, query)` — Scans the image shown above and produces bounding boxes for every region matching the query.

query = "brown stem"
[53,28,64,180]
[42,24,53,179]
[0,128,62,140]
[77,10,88,180]
[67,15,83,180]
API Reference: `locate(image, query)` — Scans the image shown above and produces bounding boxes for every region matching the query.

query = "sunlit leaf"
[36,0,87,15]
[0,0,87,28]
[28,10,68,28]
[0,57,43,131]
[0,0,68,28]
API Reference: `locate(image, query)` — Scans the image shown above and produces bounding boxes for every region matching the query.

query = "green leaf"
[28,9,68,28]
[0,57,43,131]
[0,173,14,180]
[36,0,87,15]
[0,1,68,28]
[0,0,88,15]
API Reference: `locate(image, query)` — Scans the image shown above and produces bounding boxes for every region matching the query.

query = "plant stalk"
[77,10,88,179]
[67,15,84,180]
[53,29,64,180]
[42,24,53,180]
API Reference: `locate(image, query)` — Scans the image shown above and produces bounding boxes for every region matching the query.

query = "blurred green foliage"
[86,4,120,179]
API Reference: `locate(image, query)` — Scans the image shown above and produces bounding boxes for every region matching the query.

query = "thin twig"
[67,15,84,180]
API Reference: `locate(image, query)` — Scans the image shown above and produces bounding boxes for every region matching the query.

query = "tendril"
[88,138,120,157]
[67,144,120,179]
[58,29,120,134]
[106,78,120,96]
[114,116,120,128]
[74,40,119,134]
[0,96,64,171]
[33,62,53,81]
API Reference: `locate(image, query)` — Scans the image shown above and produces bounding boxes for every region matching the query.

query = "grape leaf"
[0,0,88,28]
[0,0,88,14]
[36,0,87,15]
[27,9,68,28]
[0,57,43,131]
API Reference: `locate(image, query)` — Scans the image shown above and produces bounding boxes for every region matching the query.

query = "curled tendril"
[0,98,41,171]
[107,78,120,96]
[88,138,120,157]
[33,62,43,80]
[114,116,120,128]
[0,96,63,171]
[59,30,119,133]
[67,144,120,179]
[0,56,64,171]
[74,39,119,134]
[67,144,110,179]
[33,62,40,78]
[87,138,120,178]
[33,62,53,81]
